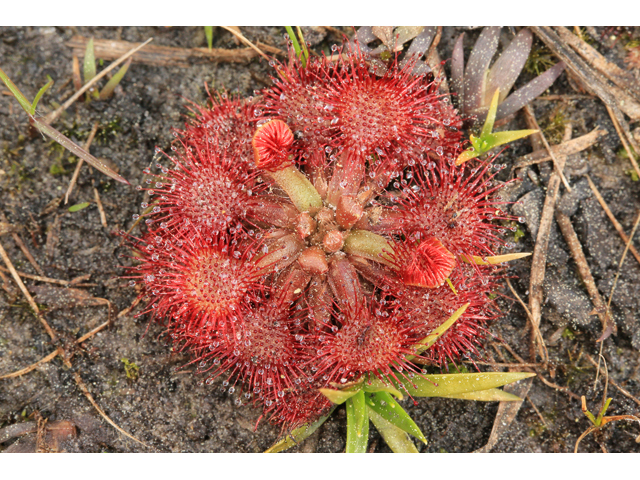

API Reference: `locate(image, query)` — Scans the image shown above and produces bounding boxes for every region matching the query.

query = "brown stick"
[531,27,640,161]
[535,94,595,101]
[72,55,82,92]
[65,122,99,204]
[0,320,110,380]
[584,354,640,407]
[528,150,566,340]
[512,128,607,172]
[0,350,59,380]
[605,104,640,180]
[66,35,280,70]
[73,371,150,449]
[0,240,57,342]
[220,26,271,62]
[0,212,44,276]
[585,175,640,266]
[522,105,572,191]
[555,210,616,338]
[526,395,550,429]
[44,38,153,124]
[93,188,108,228]
[553,26,640,102]
[602,211,640,341]
[506,278,548,363]
[497,341,581,401]
[0,264,94,286]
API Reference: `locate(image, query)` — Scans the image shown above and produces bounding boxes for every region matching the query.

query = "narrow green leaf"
[285,26,306,67]
[441,387,523,402]
[346,392,368,453]
[456,148,479,165]
[367,406,419,453]
[583,408,597,426]
[319,387,360,405]
[204,26,213,50]
[296,26,309,62]
[411,303,470,357]
[30,76,54,115]
[366,392,427,444]
[595,398,613,426]
[370,371,535,398]
[99,57,132,100]
[0,67,34,114]
[83,37,97,85]
[486,129,538,149]
[68,202,91,212]
[343,229,394,266]
[462,252,532,266]
[265,406,336,453]
[481,88,500,139]
[362,379,404,401]
[352,390,366,436]
[32,117,130,185]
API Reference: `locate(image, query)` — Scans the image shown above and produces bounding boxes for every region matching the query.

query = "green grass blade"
[0,67,34,114]
[285,26,306,67]
[371,371,535,398]
[319,387,360,405]
[346,392,368,453]
[32,118,130,185]
[481,88,500,138]
[99,57,132,100]
[68,202,90,212]
[265,405,336,453]
[486,130,538,149]
[440,387,523,401]
[352,390,366,436]
[367,406,419,453]
[83,37,97,85]
[456,148,478,165]
[204,26,213,50]
[411,303,470,357]
[366,392,427,444]
[362,380,404,400]
[30,76,53,115]
[296,26,309,62]
[595,398,613,426]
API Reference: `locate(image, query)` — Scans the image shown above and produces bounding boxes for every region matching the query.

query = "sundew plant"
[121,28,551,453]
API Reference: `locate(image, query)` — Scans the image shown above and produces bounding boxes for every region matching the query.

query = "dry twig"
[220,26,271,62]
[65,122,99,204]
[0,239,58,342]
[555,210,616,340]
[553,26,640,102]
[93,188,108,228]
[522,105,572,191]
[0,320,109,380]
[66,35,281,69]
[506,278,548,363]
[512,128,607,172]
[604,104,640,180]
[73,371,150,449]
[527,129,570,351]
[0,265,94,287]
[44,38,153,124]
[0,212,44,276]
[531,27,640,170]
[585,175,640,266]
[584,354,640,407]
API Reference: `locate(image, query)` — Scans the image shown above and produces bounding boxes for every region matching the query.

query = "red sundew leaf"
[400,237,456,288]
[252,119,294,171]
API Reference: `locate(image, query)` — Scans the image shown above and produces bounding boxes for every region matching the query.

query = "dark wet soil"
[1,26,639,453]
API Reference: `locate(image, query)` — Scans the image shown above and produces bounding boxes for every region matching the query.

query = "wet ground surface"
[1,26,639,452]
